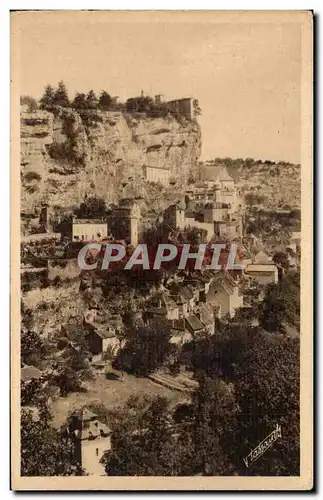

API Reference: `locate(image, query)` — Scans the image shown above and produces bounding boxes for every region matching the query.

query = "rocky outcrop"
[202,160,301,209]
[20,108,202,212]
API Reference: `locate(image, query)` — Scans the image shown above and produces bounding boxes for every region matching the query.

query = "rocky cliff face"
[202,160,301,209]
[20,108,201,212]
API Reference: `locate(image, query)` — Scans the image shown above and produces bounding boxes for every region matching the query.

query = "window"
[96,448,99,456]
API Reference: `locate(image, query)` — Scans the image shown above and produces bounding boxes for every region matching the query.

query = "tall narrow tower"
[109,199,141,246]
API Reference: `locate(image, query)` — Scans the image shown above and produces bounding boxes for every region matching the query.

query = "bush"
[20,95,38,112]
[24,171,41,182]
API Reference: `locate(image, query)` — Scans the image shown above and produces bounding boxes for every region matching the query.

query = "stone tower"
[164,202,186,231]
[67,407,111,476]
[109,199,141,246]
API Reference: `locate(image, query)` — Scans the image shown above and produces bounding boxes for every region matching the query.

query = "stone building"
[164,201,243,241]
[245,263,279,285]
[68,407,111,476]
[164,202,186,230]
[108,199,141,246]
[143,164,170,185]
[166,97,195,121]
[205,273,243,319]
[58,216,108,242]
[146,292,179,321]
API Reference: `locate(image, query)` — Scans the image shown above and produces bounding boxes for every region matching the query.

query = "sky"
[14,11,302,163]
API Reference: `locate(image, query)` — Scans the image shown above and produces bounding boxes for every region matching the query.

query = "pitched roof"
[148,292,178,310]
[254,250,271,264]
[168,318,186,332]
[21,365,42,382]
[70,407,98,422]
[246,264,277,273]
[211,271,237,295]
[185,314,205,332]
[215,166,234,182]
[198,304,214,327]
[75,420,111,440]
[73,218,107,224]
[91,327,116,339]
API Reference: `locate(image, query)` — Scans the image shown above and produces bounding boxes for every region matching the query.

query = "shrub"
[24,171,41,182]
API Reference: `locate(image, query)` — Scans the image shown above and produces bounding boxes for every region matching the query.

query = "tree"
[20,95,38,112]
[126,96,154,113]
[104,378,239,476]
[273,251,289,270]
[21,329,47,367]
[21,405,79,476]
[39,84,55,109]
[86,90,98,109]
[52,346,93,397]
[99,90,112,110]
[114,321,173,376]
[21,378,45,407]
[189,375,238,475]
[232,335,300,475]
[53,80,70,107]
[189,325,300,475]
[75,196,106,218]
[72,92,87,110]
[259,272,300,332]
[106,395,177,475]
[193,98,202,116]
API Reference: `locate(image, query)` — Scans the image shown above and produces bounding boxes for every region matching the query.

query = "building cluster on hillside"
[163,166,245,241]
[38,198,141,247]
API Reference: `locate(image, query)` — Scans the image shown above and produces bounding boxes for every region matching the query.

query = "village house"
[254,250,273,264]
[166,97,195,121]
[168,282,195,317]
[163,195,243,242]
[59,216,108,242]
[245,263,279,285]
[168,318,193,346]
[164,202,186,230]
[84,310,123,358]
[108,199,141,246]
[146,292,179,321]
[68,407,111,476]
[205,272,243,319]
[196,303,216,334]
[185,314,207,336]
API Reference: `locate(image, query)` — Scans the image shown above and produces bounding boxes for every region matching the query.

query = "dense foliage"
[260,271,300,332]
[106,322,299,476]
[114,321,173,376]
[21,405,79,476]
[75,196,107,218]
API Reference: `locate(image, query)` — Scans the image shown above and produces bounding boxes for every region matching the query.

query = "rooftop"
[73,218,107,224]
[186,314,205,332]
[70,407,98,422]
[246,264,277,273]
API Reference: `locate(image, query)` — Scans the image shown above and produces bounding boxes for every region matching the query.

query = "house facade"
[68,407,111,476]
[143,165,170,185]
[245,263,279,285]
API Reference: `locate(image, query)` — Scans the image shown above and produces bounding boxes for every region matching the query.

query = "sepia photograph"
[10,10,313,490]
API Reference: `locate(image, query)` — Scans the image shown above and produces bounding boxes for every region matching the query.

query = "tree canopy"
[75,196,107,218]
[21,406,79,476]
[114,320,173,376]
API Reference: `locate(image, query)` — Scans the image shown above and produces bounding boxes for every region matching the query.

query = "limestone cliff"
[20,107,201,212]
[202,160,301,209]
